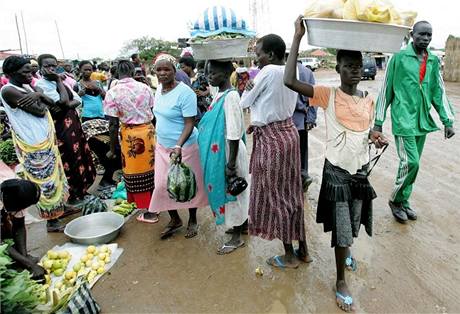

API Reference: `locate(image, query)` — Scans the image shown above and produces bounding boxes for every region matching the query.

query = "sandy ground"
[26,69,460,313]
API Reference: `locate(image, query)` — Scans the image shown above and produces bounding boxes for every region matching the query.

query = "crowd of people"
[0,18,455,312]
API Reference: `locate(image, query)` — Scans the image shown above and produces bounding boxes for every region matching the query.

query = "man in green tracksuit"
[373,21,455,223]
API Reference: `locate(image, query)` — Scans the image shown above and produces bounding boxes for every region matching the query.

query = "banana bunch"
[113,199,136,216]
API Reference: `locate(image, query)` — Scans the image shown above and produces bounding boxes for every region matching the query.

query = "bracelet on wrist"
[174,145,182,149]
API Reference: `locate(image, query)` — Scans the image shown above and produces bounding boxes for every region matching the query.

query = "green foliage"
[120,36,181,63]
[0,244,43,313]
[0,139,18,165]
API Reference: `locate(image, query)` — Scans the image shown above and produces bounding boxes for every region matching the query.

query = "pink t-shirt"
[103,78,154,125]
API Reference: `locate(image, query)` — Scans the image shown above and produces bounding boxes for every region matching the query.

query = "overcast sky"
[1,0,459,60]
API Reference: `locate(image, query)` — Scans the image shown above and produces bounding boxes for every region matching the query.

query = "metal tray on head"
[190,37,251,60]
[303,18,411,53]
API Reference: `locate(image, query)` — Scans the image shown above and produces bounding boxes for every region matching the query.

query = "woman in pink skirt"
[148,54,208,239]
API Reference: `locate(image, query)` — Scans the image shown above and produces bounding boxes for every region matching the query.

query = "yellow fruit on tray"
[91,262,99,271]
[64,271,76,281]
[86,245,96,254]
[55,281,63,289]
[87,253,94,260]
[105,257,111,264]
[52,260,63,270]
[80,255,89,263]
[43,259,54,270]
[73,262,82,272]
[47,250,58,260]
[100,245,109,253]
[58,251,69,259]
[98,253,107,261]
[53,268,64,276]
[97,267,105,274]
[85,260,92,268]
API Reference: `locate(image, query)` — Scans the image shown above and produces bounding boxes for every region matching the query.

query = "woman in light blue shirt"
[147,54,208,239]
[75,60,105,121]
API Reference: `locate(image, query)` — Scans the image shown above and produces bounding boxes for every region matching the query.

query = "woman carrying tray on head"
[284,16,389,313]
[147,54,208,240]
[198,60,249,255]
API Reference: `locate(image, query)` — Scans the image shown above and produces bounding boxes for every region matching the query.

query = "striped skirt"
[248,118,306,243]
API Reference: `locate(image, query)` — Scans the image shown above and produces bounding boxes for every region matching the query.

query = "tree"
[120,36,181,63]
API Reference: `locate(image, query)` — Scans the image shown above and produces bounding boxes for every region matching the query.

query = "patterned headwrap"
[153,53,177,67]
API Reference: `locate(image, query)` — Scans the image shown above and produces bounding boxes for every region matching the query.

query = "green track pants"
[391,135,427,206]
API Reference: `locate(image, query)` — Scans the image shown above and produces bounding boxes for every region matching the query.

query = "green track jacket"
[375,44,455,136]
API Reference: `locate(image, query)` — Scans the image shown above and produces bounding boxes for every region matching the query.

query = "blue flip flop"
[266,255,299,269]
[267,255,286,268]
[345,256,357,272]
[336,291,354,312]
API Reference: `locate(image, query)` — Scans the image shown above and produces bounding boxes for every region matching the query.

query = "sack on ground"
[167,161,197,203]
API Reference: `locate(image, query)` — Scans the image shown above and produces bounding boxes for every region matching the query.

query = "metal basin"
[304,18,411,53]
[64,212,124,245]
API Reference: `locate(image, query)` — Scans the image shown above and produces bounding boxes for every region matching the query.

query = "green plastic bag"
[167,161,197,203]
[111,181,127,200]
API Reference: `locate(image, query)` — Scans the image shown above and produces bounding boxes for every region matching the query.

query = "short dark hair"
[37,54,57,67]
[208,60,234,76]
[78,60,93,69]
[131,53,139,60]
[2,56,30,75]
[179,56,196,69]
[412,20,431,32]
[336,50,363,64]
[257,34,286,60]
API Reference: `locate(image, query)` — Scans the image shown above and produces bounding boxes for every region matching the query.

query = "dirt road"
[28,69,460,313]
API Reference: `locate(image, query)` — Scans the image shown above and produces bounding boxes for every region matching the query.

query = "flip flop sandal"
[217,241,245,255]
[345,256,357,272]
[160,224,183,240]
[266,255,299,269]
[336,292,354,312]
[136,212,159,224]
[184,224,199,239]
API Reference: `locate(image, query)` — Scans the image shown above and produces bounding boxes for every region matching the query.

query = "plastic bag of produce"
[111,181,127,200]
[304,0,346,19]
[343,0,391,23]
[167,159,197,203]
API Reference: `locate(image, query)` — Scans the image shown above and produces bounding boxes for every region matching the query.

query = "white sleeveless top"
[0,83,50,145]
[325,88,370,174]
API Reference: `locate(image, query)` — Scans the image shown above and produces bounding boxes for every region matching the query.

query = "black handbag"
[227,176,248,196]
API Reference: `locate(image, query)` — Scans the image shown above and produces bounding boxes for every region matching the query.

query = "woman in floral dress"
[103,60,157,220]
